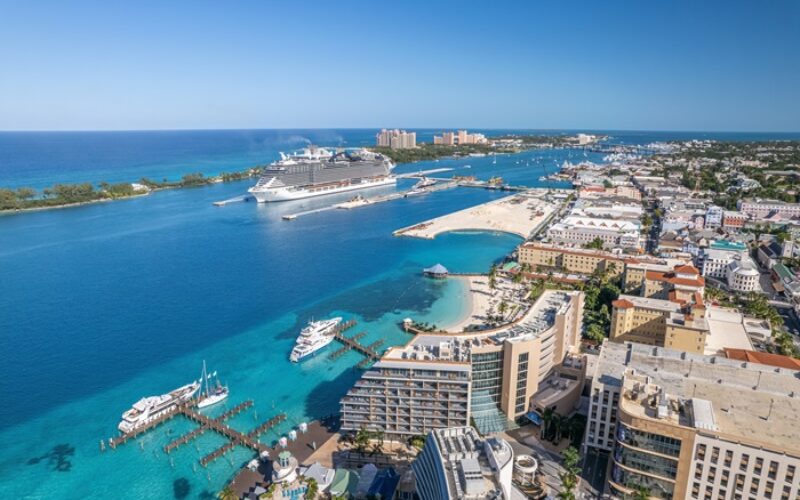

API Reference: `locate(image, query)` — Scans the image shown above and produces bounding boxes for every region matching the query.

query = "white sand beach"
[393,190,563,240]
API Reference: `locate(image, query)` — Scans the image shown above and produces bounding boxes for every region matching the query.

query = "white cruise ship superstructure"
[290,317,342,362]
[248,147,395,202]
[117,381,200,434]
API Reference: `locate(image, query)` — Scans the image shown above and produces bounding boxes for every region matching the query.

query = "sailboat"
[492,154,497,165]
[197,360,229,409]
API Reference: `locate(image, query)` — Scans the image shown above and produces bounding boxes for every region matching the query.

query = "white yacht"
[290,317,342,362]
[197,360,229,409]
[118,381,200,434]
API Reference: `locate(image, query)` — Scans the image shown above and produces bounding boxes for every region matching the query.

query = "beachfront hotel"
[340,291,584,439]
[376,129,417,149]
[412,426,514,500]
[584,341,800,500]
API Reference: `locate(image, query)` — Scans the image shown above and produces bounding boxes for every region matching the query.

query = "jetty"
[108,400,291,468]
[163,400,254,454]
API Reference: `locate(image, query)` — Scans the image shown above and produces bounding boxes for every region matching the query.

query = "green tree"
[15,187,36,202]
[305,478,319,499]
[217,485,237,500]
[583,237,605,250]
[558,446,582,500]
[354,427,371,454]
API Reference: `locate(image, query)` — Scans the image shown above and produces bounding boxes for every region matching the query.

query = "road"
[502,426,602,499]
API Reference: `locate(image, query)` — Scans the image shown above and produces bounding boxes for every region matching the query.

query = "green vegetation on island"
[0,168,260,213]
[371,143,499,164]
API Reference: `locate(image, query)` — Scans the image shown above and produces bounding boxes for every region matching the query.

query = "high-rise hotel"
[340,291,584,439]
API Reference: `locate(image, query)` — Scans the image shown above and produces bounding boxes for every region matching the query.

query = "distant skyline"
[1,0,798,132]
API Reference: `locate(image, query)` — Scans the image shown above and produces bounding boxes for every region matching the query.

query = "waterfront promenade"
[393,189,564,239]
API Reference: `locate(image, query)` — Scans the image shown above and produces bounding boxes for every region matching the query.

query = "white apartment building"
[700,248,761,292]
[547,216,641,250]
[412,426,514,500]
[585,341,800,500]
[725,256,761,292]
[738,199,800,219]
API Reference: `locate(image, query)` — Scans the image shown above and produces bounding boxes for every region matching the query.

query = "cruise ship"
[117,381,200,434]
[290,317,342,362]
[248,147,395,202]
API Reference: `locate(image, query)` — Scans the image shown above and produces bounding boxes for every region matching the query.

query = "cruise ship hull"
[250,176,396,203]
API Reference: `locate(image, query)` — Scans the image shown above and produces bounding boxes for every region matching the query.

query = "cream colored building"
[586,341,800,500]
[610,295,709,354]
[517,242,627,277]
[376,128,416,149]
[433,130,487,145]
[623,262,705,301]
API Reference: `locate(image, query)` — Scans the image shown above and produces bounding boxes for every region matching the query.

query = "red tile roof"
[612,298,635,309]
[724,348,800,370]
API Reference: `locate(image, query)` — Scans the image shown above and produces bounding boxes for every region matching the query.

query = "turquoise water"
[4,129,784,498]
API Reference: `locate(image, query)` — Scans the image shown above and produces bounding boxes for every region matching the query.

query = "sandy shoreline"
[441,275,494,332]
[393,189,564,240]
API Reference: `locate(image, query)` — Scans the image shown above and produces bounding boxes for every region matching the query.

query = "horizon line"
[1,127,799,135]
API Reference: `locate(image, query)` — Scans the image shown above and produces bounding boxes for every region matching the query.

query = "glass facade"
[616,423,682,457]
[610,423,681,499]
[472,351,503,401]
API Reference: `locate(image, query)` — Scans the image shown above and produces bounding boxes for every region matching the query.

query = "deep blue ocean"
[0,129,797,499]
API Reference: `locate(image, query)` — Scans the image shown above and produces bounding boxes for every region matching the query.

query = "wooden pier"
[163,400,254,454]
[109,399,290,468]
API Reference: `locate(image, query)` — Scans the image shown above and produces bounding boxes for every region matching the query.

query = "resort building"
[546,216,641,250]
[433,130,488,146]
[585,341,800,500]
[339,358,472,440]
[376,129,417,149]
[412,426,514,500]
[517,242,627,277]
[738,198,800,219]
[340,291,584,438]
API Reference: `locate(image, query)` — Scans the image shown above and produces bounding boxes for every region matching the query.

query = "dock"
[163,400,254,454]
[109,400,290,468]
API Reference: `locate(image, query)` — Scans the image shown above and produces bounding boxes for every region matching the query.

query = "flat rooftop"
[387,291,578,362]
[431,426,512,499]
[600,341,800,455]
[704,306,757,355]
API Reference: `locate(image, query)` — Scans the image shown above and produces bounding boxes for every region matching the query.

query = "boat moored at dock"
[118,381,200,434]
[197,360,229,409]
[290,317,342,362]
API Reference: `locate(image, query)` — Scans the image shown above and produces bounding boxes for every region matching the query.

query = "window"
[697,444,707,461]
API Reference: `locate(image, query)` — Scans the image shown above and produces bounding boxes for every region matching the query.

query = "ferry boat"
[197,360,229,409]
[118,381,200,434]
[290,317,342,362]
[248,147,395,202]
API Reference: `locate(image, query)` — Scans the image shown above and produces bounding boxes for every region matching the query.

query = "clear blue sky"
[1,0,798,132]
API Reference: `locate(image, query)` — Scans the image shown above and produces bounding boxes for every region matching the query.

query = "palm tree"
[540,407,554,440]
[354,427,371,454]
[217,485,237,500]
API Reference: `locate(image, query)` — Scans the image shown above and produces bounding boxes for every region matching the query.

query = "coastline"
[393,189,565,240]
[0,173,249,216]
[440,275,494,333]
